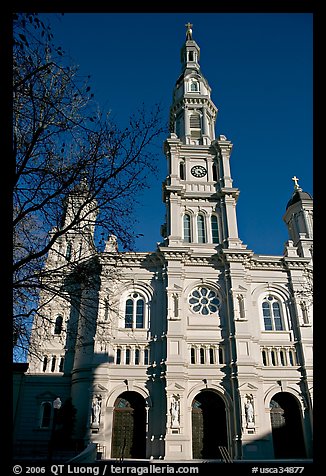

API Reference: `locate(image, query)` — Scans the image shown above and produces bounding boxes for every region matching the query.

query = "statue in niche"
[91,395,102,426]
[105,234,118,252]
[244,394,254,428]
[170,395,180,428]
[300,301,309,324]
[237,294,245,319]
[172,293,179,318]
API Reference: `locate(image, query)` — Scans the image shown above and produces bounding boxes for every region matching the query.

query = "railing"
[67,443,97,463]
[218,446,233,463]
[13,440,84,462]
[96,444,106,460]
[13,440,49,460]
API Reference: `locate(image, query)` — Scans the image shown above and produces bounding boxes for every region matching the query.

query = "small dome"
[286,189,313,210]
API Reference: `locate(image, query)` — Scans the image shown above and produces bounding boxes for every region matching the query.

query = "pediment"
[166,382,185,392]
[173,284,183,291]
[92,383,108,393]
[36,391,57,401]
[238,382,258,392]
[231,285,248,293]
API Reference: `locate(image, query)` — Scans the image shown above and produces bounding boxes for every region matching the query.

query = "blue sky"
[42,12,313,256]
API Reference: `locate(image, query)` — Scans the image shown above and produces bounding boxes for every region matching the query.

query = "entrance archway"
[270,392,306,458]
[192,390,228,459]
[111,391,146,459]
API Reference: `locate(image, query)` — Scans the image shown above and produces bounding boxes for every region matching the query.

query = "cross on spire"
[292,175,300,190]
[185,22,193,40]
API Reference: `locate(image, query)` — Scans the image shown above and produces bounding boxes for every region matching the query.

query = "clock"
[191,165,207,178]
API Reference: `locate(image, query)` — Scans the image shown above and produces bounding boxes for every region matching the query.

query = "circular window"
[188,287,220,315]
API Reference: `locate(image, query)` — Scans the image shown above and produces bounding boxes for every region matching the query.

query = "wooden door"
[111,393,146,459]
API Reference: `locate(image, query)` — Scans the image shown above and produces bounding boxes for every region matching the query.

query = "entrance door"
[111,391,146,459]
[192,390,228,459]
[270,392,306,458]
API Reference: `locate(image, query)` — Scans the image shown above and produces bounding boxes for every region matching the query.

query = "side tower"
[283,176,313,261]
[27,179,100,442]
[28,178,99,375]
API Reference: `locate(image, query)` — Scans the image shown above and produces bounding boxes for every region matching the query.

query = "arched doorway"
[111,391,146,459]
[270,392,306,458]
[192,390,228,459]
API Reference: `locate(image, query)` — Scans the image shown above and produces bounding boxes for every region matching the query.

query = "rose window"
[188,287,220,315]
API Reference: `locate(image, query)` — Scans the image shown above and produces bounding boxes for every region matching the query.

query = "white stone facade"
[13,26,313,461]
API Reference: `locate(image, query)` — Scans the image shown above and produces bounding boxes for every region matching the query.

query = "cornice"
[171,97,217,116]
[99,251,162,268]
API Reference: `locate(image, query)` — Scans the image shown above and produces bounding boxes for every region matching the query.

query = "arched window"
[125,348,131,365]
[190,81,199,92]
[54,315,63,335]
[197,215,206,243]
[116,348,121,365]
[262,350,268,366]
[209,348,215,364]
[66,242,72,261]
[136,300,144,328]
[51,356,56,372]
[144,348,150,366]
[183,214,191,243]
[200,348,205,364]
[280,350,286,366]
[212,163,218,182]
[135,349,140,365]
[262,296,284,331]
[42,356,48,372]
[218,347,224,364]
[190,347,196,364]
[289,350,296,366]
[211,215,219,244]
[125,299,133,328]
[179,162,185,180]
[124,293,145,329]
[59,357,65,373]
[40,402,52,428]
[271,350,277,366]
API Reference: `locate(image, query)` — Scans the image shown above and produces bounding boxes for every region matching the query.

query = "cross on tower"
[292,176,300,190]
[185,22,193,40]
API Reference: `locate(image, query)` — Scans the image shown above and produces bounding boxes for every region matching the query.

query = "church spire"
[180,22,200,74]
[170,23,218,145]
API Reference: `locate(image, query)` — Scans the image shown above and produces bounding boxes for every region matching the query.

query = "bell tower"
[161,24,246,251]
[283,176,313,260]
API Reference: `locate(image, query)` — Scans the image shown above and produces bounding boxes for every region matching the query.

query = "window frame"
[211,214,219,244]
[54,315,63,335]
[183,213,192,243]
[261,295,285,332]
[124,293,146,329]
[197,214,206,243]
[40,401,52,429]
[189,80,199,92]
[188,286,220,316]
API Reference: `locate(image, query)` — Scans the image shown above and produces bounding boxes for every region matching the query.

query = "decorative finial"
[185,22,193,40]
[292,175,301,191]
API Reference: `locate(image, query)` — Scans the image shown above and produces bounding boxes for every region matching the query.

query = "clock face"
[191,165,207,178]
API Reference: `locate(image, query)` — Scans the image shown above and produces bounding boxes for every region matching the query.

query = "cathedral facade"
[13,25,313,461]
